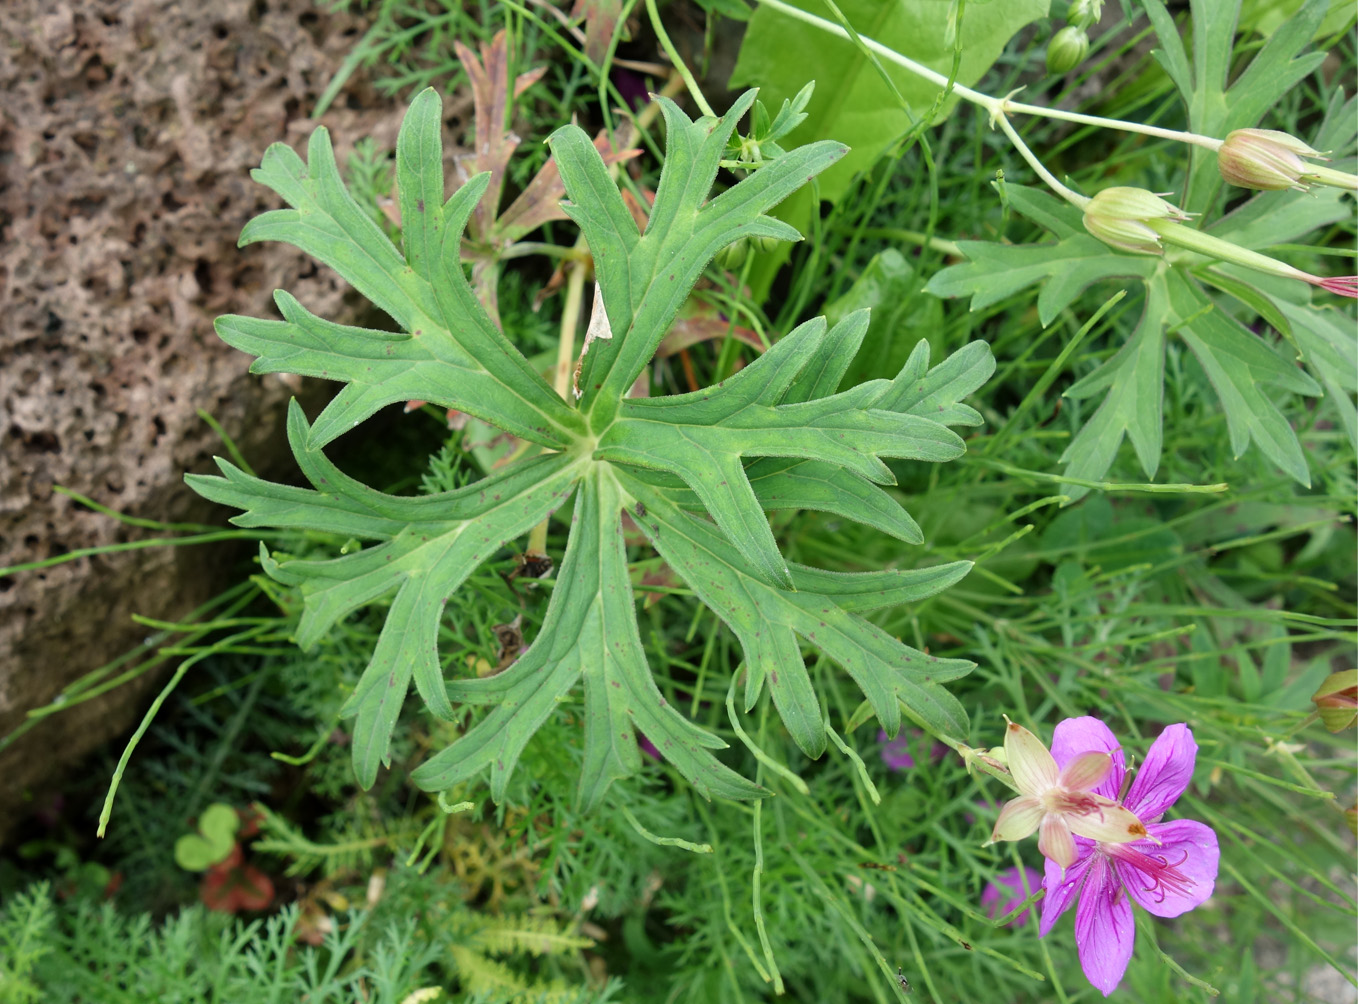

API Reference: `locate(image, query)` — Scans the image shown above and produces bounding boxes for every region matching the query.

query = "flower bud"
[1082,186,1191,255]
[1217,129,1323,191]
[1046,26,1090,74]
[1311,669,1357,732]
[714,238,749,270]
[1068,0,1103,28]
[753,234,782,254]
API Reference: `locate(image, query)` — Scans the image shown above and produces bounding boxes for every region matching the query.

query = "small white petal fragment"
[573,282,613,400]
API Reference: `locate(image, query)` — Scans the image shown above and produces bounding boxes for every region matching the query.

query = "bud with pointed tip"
[1217,128,1323,191]
[714,238,749,270]
[1081,186,1192,255]
[1047,26,1090,74]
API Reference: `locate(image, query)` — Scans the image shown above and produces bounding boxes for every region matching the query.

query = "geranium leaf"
[229,102,580,449]
[411,469,768,808]
[551,93,847,421]
[621,470,974,757]
[192,87,984,805]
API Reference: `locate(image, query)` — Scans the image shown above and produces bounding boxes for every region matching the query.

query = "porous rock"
[0,0,423,843]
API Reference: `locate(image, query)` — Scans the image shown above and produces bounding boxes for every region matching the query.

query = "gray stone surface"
[0,0,413,844]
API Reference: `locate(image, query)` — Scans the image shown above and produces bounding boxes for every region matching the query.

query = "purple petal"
[1050,718,1125,801]
[1112,819,1218,918]
[1039,837,1095,936]
[981,866,1043,927]
[1124,724,1197,821]
[877,728,916,771]
[637,731,661,761]
[1074,854,1136,997]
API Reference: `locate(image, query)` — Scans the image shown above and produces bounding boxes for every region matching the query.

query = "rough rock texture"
[0,0,434,844]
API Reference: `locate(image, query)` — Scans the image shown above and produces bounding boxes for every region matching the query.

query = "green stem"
[1000,95,1222,151]
[751,0,1223,204]
[1150,220,1316,283]
[645,0,715,117]
[993,113,1091,208]
[1302,163,1358,191]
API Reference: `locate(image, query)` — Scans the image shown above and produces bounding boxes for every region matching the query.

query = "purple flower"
[1040,718,1219,997]
[636,731,661,761]
[877,729,948,772]
[981,866,1043,928]
[878,728,916,770]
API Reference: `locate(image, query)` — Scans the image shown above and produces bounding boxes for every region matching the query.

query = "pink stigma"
[1313,275,1358,299]
[1107,842,1193,904]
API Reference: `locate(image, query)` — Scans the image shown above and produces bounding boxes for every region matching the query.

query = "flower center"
[1045,789,1109,820]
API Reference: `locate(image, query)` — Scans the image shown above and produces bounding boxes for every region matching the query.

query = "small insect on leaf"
[897,966,912,993]
[634,501,647,518]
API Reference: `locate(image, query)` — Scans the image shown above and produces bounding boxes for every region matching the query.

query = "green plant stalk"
[753,0,1224,145]
[645,0,715,117]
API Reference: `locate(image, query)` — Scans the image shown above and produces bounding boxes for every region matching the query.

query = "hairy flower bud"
[1046,26,1090,74]
[1082,187,1191,255]
[1217,128,1323,191]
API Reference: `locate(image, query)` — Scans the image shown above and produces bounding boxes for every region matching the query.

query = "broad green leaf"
[1060,275,1169,493]
[173,803,240,871]
[824,249,944,387]
[624,335,995,547]
[932,173,1340,490]
[1168,271,1320,485]
[1282,300,1358,450]
[728,0,1048,212]
[232,92,581,448]
[595,315,965,586]
[1145,0,1330,209]
[1237,0,1357,41]
[925,188,1156,327]
[191,402,585,788]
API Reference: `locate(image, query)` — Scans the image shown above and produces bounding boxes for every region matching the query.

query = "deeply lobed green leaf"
[191,87,988,806]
